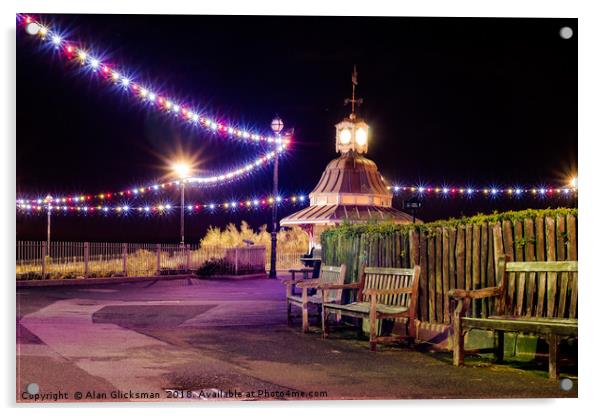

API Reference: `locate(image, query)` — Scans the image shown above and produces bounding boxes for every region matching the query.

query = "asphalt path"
[16,276,577,402]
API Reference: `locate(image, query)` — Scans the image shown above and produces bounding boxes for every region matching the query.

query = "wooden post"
[442,228,450,324]
[428,235,436,322]
[548,334,560,379]
[545,217,557,317]
[41,241,47,278]
[156,244,161,275]
[122,243,127,276]
[84,242,89,277]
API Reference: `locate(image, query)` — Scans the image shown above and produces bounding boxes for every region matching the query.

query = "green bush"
[195,258,232,277]
[322,207,578,239]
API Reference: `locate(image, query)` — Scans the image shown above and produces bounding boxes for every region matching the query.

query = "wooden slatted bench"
[449,256,578,379]
[321,265,421,351]
[283,264,346,332]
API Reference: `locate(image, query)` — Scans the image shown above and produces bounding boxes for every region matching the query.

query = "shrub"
[195,258,232,277]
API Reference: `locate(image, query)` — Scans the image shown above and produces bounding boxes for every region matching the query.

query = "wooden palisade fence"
[321,208,577,328]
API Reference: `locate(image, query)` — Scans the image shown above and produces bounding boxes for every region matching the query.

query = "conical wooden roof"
[281,151,419,226]
[310,151,390,197]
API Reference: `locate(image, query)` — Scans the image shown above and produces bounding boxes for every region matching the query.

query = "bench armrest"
[318,282,361,290]
[281,279,301,286]
[296,279,321,288]
[448,286,502,300]
[364,288,413,296]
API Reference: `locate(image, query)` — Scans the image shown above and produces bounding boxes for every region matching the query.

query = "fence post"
[156,244,161,275]
[41,241,46,278]
[186,245,191,272]
[122,243,128,276]
[84,242,89,277]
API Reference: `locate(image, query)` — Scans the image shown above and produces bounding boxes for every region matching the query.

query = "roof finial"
[344,64,363,120]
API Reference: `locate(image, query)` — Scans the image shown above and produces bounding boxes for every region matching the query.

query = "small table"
[287,267,314,295]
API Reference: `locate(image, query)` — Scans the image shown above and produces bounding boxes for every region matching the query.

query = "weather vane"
[344,65,363,119]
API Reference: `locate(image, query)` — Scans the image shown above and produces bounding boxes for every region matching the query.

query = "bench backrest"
[359,266,421,309]
[319,264,347,303]
[497,256,578,319]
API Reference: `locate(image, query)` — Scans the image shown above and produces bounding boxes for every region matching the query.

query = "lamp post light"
[269,116,284,279]
[172,162,192,246]
[44,194,52,255]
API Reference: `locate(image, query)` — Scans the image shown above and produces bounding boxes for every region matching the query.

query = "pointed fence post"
[122,243,128,276]
[84,242,89,277]
[156,244,161,276]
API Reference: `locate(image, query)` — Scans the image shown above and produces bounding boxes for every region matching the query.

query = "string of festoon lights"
[17,14,289,147]
[16,180,576,213]
[16,151,286,205]
[16,194,307,215]
[387,184,577,197]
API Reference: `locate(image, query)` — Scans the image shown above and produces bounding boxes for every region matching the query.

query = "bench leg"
[322,307,329,338]
[369,298,377,351]
[493,330,504,363]
[286,299,292,325]
[301,288,309,333]
[548,334,560,380]
[302,302,309,333]
[452,303,465,366]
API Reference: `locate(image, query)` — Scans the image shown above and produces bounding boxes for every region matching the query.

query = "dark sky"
[16,14,577,243]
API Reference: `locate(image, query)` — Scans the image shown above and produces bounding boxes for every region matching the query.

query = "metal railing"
[16,241,276,280]
[266,251,306,271]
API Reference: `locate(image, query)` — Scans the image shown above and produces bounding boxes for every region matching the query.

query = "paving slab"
[16,276,577,402]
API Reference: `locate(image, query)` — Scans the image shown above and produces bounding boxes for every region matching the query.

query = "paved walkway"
[16,276,577,402]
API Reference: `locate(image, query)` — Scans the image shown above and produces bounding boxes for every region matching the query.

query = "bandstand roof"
[281,204,418,226]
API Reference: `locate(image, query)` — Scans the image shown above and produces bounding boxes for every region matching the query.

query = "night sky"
[16,14,577,243]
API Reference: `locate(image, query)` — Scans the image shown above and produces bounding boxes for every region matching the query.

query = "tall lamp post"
[269,116,284,279]
[172,162,192,246]
[44,194,52,255]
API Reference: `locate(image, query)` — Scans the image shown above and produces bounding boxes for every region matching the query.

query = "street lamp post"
[180,180,185,246]
[172,162,192,246]
[44,194,52,256]
[269,116,284,279]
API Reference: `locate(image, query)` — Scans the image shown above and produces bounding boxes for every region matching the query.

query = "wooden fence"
[321,209,577,326]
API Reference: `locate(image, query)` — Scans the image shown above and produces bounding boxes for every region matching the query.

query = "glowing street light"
[172,162,192,179]
[569,176,578,189]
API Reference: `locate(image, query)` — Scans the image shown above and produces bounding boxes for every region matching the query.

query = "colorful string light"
[17,14,290,147]
[16,194,307,215]
[16,180,576,208]
[16,146,287,205]
[387,185,577,197]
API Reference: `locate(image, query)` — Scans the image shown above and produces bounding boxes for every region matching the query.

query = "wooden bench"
[449,256,578,379]
[321,265,421,351]
[286,267,315,294]
[283,264,346,332]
